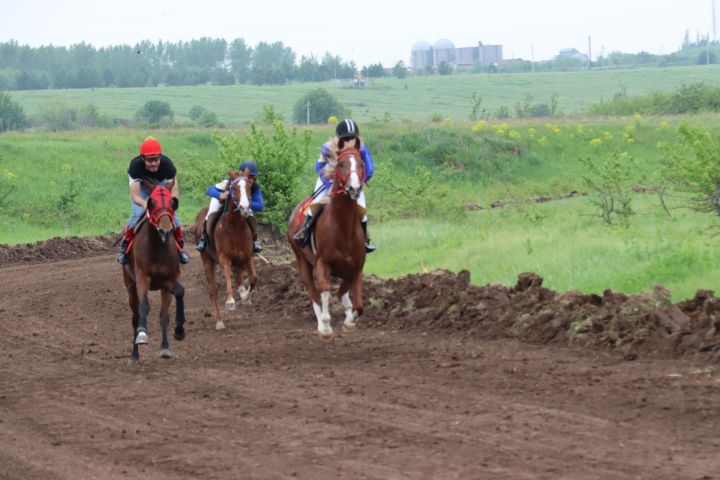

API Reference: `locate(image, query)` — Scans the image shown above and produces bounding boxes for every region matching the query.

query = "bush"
[135,100,174,126]
[189,105,206,121]
[200,122,312,230]
[293,88,346,124]
[0,92,27,132]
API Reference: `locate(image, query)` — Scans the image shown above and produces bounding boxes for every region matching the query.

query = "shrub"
[293,88,346,124]
[135,100,174,126]
[0,92,26,132]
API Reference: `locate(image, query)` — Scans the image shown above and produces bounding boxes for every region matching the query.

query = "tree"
[0,92,26,132]
[293,89,346,124]
[229,38,252,83]
[250,41,295,85]
[392,60,407,79]
[135,100,174,126]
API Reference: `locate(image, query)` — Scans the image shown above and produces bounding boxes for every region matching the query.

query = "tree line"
[0,38,407,90]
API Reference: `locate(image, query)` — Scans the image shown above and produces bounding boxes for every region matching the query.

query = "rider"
[116,137,191,265]
[196,160,264,253]
[293,118,376,252]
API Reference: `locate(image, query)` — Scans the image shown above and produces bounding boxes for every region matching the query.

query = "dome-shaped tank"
[433,39,455,64]
[411,41,434,69]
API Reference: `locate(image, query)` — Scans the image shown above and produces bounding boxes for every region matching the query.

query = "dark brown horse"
[287,141,366,338]
[122,179,186,365]
[193,170,257,330]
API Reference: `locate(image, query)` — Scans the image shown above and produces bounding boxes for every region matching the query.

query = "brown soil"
[1,234,719,479]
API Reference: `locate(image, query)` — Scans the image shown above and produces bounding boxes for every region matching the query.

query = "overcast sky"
[0,0,713,66]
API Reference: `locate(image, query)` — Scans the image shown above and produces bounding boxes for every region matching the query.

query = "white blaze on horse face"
[238,178,250,210]
[349,156,361,190]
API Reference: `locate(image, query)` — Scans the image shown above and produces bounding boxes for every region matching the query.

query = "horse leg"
[159,288,172,359]
[219,254,236,312]
[135,275,151,346]
[338,280,358,333]
[342,273,364,332]
[237,259,256,305]
[126,281,141,365]
[173,282,186,341]
[315,261,333,339]
[201,256,224,330]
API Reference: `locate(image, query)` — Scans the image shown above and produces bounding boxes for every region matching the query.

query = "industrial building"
[411,39,503,71]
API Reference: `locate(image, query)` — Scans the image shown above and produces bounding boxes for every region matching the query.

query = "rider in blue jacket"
[196,160,264,253]
[293,119,376,252]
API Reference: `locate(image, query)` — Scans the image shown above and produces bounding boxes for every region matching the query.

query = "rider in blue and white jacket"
[294,119,376,252]
[196,160,264,253]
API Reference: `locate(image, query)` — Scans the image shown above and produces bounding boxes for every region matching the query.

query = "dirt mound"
[360,269,720,361]
[0,235,117,266]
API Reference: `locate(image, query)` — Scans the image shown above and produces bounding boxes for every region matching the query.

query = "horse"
[193,170,257,330]
[287,140,366,338]
[121,178,186,365]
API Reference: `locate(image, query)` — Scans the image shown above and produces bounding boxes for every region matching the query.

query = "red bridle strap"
[146,186,175,228]
[333,149,365,194]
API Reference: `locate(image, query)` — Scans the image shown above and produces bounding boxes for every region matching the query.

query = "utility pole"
[707,33,711,65]
[306,100,310,125]
[531,45,535,72]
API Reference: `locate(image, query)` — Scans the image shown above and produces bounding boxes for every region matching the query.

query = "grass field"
[9,65,720,125]
[4,69,720,300]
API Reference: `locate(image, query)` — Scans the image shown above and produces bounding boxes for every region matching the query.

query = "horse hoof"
[215,321,226,330]
[342,323,357,333]
[173,329,186,341]
[135,331,148,345]
[127,356,139,366]
[224,301,236,311]
[160,349,172,359]
[318,329,333,341]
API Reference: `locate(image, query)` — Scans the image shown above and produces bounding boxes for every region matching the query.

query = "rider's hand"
[219,191,229,201]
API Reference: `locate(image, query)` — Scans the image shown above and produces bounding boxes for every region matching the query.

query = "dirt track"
[1,239,720,479]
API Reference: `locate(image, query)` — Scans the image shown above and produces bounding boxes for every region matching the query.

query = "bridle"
[227,176,252,216]
[146,185,175,231]
[333,148,365,198]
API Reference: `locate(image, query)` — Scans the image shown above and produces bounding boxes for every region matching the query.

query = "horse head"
[227,170,253,218]
[333,145,365,200]
[142,178,177,243]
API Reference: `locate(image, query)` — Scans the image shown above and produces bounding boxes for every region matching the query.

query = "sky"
[0,0,714,66]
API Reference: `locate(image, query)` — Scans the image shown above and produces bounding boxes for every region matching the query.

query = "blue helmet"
[238,160,259,176]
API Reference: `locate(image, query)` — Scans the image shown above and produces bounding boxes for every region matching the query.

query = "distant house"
[557,48,588,62]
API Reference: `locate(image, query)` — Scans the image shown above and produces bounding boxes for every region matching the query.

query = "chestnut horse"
[122,179,186,365]
[193,170,257,330]
[287,141,366,338]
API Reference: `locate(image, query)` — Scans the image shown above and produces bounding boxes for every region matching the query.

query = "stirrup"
[178,251,190,264]
[196,234,208,252]
[365,242,376,253]
[253,240,263,253]
[117,251,129,265]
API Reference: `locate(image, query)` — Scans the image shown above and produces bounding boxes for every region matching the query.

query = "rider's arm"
[206,179,229,200]
[129,181,146,208]
[250,186,264,212]
[169,176,180,199]
[361,146,374,182]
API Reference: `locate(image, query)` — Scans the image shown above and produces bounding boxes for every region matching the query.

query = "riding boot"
[174,226,191,264]
[293,214,316,247]
[246,215,263,253]
[196,222,209,252]
[361,221,376,253]
[116,227,134,265]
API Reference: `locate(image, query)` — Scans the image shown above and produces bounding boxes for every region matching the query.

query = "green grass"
[10,65,720,125]
[2,117,720,301]
[365,194,720,301]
